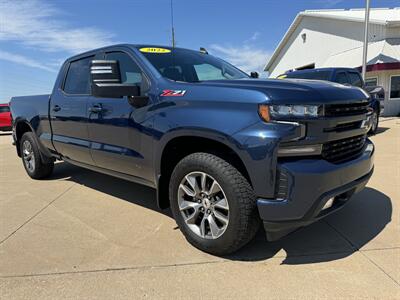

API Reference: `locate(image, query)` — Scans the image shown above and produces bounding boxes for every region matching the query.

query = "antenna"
[170,0,176,48]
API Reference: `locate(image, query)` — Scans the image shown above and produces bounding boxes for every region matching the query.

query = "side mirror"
[367,86,385,101]
[250,71,259,78]
[90,60,140,98]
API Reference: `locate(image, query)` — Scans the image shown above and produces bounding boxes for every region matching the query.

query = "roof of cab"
[65,44,194,61]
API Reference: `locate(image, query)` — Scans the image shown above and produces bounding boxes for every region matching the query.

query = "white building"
[265,8,400,116]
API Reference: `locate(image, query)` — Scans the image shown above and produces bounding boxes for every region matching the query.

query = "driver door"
[87,50,149,177]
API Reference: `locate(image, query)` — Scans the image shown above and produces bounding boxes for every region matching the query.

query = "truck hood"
[197,78,369,104]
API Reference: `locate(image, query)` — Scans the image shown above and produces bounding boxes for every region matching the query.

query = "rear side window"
[348,72,362,87]
[63,56,94,94]
[0,106,10,113]
[334,72,348,84]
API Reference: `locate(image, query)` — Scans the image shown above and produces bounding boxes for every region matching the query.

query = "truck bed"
[10,94,54,154]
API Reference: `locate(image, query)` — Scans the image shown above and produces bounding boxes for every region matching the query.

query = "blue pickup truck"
[10,44,374,255]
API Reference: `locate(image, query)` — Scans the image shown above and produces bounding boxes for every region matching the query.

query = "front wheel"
[169,153,260,255]
[369,109,379,134]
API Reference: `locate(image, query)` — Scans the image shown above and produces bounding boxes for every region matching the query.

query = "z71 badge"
[160,90,186,96]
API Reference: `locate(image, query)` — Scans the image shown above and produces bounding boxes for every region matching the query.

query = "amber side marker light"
[258,105,270,122]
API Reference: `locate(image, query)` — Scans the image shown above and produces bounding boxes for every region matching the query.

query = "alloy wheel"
[177,171,229,239]
[22,140,35,172]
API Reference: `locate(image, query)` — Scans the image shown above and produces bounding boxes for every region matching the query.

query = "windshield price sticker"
[140,47,171,53]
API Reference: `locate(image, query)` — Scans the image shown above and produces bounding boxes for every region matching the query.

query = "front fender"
[150,98,263,179]
[231,121,305,198]
[154,127,247,177]
[154,120,302,200]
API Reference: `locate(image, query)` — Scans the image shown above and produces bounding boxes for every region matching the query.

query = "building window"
[390,75,400,99]
[365,77,378,87]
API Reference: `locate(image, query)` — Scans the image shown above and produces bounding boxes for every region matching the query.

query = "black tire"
[169,152,260,255]
[20,132,54,179]
[369,108,379,134]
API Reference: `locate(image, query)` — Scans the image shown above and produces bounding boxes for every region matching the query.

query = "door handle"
[52,105,61,112]
[89,104,103,113]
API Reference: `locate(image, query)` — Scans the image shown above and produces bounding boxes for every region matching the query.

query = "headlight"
[270,105,320,118]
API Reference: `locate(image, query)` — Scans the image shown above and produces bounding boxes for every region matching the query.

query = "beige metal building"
[265,8,400,116]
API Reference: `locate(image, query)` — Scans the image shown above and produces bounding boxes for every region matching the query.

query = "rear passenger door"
[50,54,99,165]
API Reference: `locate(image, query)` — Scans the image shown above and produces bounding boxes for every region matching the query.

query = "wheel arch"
[156,133,251,209]
[14,119,53,162]
[14,120,34,157]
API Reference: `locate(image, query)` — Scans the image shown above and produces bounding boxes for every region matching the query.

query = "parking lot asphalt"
[0,118,399,299]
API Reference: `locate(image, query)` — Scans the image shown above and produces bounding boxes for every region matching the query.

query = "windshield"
[283,70,332,81]
[137,47,249,82]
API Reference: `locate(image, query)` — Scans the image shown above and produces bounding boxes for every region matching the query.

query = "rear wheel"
[169,152,260,255]
[20,132,54,179]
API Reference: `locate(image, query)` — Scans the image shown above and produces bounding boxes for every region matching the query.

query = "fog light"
[322,197,335,210]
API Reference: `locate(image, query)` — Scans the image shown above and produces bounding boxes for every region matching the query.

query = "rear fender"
[14,119,53,163]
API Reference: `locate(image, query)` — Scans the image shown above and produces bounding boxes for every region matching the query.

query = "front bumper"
[257,140,374,241]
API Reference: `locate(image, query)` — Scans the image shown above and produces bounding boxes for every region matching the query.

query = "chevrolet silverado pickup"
[10,45,374,255]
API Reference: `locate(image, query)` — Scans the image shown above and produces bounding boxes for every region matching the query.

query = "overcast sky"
[0,0,398,102]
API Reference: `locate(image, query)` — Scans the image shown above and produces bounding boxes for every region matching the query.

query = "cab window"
[105,52,143,85]
[334,72,348,85]
[284,70,331,81]
[347,72,363,87]
[63,56,94,94]
[139,48,248,82]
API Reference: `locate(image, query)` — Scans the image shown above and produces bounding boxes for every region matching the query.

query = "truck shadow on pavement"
[50,161,172,217]
[373,126,390,135]
[50,162,392,265]
[227,188,392,264]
